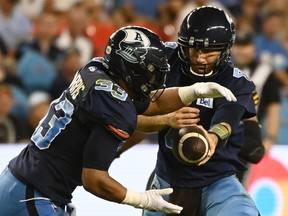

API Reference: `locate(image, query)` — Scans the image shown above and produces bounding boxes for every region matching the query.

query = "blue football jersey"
[8,58,145,204]
[155,42,257,188]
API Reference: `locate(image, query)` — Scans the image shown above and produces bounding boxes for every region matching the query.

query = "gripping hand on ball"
[179,82,237,105]
[122,188,183,214]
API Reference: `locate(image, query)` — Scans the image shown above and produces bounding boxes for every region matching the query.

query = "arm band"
[208,123,231,147]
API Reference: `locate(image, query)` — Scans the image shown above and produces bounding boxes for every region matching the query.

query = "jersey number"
[31,96,74,150]
[95,79,128,101]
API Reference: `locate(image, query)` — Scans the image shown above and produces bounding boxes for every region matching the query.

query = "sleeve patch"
[233,68,251,81]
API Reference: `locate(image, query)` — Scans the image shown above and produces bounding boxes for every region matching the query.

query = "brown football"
[172,126,210,165]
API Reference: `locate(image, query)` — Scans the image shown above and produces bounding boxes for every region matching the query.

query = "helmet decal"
[116,29,150,64]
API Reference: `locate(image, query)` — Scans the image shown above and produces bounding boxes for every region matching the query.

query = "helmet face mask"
[178,6,235,79]
[103,26,169,101]
[187,48,222,76]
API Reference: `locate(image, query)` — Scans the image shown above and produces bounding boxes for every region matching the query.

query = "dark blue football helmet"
[103,26,169,101]
[178,6,236,78]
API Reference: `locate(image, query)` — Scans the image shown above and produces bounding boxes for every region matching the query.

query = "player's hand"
[122,188,183,214]
[192,82,237,102]
[197,125,217,166]
[139,188,183,214]
[179,82,237,105]
[167,107,200,128]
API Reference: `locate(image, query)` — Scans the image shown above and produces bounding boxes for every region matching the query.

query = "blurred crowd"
[0,0,287,146]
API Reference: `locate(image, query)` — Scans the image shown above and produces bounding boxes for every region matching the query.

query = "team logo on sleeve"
[116,29,151,63]
[233,68,251,81]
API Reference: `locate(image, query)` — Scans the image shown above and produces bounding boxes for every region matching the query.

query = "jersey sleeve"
[215,67,257,120]
[82,123,123,170]
[132,99,150,114]
[66,59,137,141]
[82,87,137,141]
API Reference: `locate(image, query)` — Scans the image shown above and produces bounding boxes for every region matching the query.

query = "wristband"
[122,189,141,206]
[208,123,231,146]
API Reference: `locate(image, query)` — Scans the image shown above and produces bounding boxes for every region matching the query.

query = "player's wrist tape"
[178,86,197,105]
[122,189,142,207]
[208,123,231,146]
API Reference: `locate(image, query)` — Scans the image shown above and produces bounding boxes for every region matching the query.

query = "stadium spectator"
[0,84,29,143]
[255,11,288,82]
[16,50,57,94]
[232,31,282,153]
[55,4,93,65]
[16,11,64,69]
[155,0,187,41]
[26,91,51,137]
[231,31,281,183]
[83,0,116,57]
[233,0,263,33]
[0,0,33,56]
[48,46,82,100]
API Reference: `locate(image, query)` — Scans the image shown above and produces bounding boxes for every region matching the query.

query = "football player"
[0,26,236,215]
[138,6,261,216]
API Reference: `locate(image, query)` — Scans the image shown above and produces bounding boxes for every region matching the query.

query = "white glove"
[179,82,237,105]
[122,188,183,214]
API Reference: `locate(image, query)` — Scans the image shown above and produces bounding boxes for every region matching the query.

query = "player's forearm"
[146,87,185,116]
[82,168,126,203]
[82,168,183,214]
[137,114,170,132]
[145,83,236,116]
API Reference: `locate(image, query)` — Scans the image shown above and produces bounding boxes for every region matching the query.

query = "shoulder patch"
[196,98,214,108]
[233,68,251,81]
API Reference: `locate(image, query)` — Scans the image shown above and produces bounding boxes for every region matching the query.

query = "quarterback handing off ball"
[172,126,210,165]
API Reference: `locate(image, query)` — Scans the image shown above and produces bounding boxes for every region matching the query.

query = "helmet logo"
[116,29,151,63]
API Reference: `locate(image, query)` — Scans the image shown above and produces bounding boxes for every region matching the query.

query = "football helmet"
[103,26,169,101]
[178,6,235,78]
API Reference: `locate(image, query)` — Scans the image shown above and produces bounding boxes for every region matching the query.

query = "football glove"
[122,188,183,214]
[179,82,237,105]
